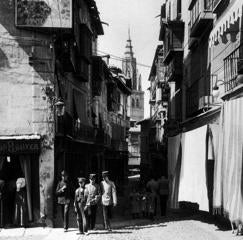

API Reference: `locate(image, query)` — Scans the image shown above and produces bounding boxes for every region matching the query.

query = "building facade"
[155,0,243,219]
[122,33,144,170]
[139,45,169,181]
[0,0,131,228]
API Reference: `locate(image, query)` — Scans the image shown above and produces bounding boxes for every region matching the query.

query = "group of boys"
[56,170,117,235]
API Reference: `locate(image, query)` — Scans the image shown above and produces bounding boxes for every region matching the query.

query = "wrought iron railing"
[189,0,213,29]
[224,44,243,92]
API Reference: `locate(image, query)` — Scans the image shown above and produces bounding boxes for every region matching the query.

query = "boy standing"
[85,173,101,230]
[74,177,88,235]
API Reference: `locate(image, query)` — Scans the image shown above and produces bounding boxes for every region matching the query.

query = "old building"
[0,0,108,227]
[139,44,169,181]
[155,0,243,219]
[122,32,144,171]
[105,66,132,192]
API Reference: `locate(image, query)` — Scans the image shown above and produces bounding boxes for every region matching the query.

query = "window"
[136,99,140,107]
[132,98,135,107]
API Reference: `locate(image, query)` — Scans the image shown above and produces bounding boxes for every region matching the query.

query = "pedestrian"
[85,173,101,230]
[140,187,147,218]
[129,187,140,218]
[74,177,88,235]
[14,178,27,227]
[144,188,154,220]
[100,171,117,231]
[146,175,159,218]
[56,170,72,232]
[157,175,169,216]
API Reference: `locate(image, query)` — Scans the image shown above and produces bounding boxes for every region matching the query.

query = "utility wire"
[97,50,152,68]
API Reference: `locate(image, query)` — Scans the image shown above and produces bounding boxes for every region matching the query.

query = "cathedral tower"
[122,30,144,167]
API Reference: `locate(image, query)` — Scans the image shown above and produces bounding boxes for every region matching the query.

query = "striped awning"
[213,97,243,221]
[209,0,242,47]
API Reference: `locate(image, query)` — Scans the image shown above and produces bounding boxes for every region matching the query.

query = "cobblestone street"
[0,213,239,240]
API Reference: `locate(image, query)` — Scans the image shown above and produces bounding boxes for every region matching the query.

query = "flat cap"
[102,171,109,176]
[78,177,86,183]
[89,174,96,180]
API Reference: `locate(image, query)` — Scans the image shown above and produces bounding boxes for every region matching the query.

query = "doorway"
[0,154,39,227]
[0,155,23,226]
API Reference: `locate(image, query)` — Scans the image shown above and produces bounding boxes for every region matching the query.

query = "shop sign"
[0,140,40,155]
[15,0,72,28]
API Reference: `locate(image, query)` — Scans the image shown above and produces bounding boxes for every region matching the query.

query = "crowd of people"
[129,175,169,220]
[56,170,117,235]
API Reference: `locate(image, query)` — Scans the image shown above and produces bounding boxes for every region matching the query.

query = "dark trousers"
[76,203,88,233]
[154,197,158,216]
[87,205,97,230]
[60,203,69,230]
[159,195,168,216]
[102,205,112,230]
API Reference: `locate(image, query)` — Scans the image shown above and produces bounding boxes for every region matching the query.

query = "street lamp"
[55,99,65,116]
[236,74,243,84]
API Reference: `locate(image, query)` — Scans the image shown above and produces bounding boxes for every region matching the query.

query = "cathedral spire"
[122,28,138,90]
[125,28,134,58]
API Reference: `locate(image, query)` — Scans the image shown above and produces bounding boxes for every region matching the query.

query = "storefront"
[0,136,40,227]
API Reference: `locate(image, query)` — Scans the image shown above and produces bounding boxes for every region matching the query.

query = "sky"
[95,0,163,118]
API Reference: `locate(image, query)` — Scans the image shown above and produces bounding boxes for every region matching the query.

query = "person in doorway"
[56,170,72,232]
[157,175,169,216]
[74,177,88,235]
[100,171,117,231]
[146,175,159,218]
[14,178,27,227]
[85,173,101,230]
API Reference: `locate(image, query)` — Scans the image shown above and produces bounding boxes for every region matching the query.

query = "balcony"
[224,44,243,92]
[165,52,183,82]
[159,3,166,40]
[186,76,211,117]
[163,20,184,64]
[213,0,229,14]
[189,0,214,38]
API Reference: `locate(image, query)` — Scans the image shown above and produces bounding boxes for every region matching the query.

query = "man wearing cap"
[56,170,72,232]
[74,177,88,235]
[85,173,101,230]
[100,171,117,231]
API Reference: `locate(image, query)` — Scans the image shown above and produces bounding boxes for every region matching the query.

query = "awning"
[209,0,242,47]
[168,133,181,209]
[213,96,243,221]
[178,125,209,211]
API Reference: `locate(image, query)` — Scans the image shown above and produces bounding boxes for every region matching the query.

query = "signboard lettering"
[0,140,40,155]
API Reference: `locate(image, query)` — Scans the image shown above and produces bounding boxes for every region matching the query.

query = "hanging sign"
[15,0,72,28]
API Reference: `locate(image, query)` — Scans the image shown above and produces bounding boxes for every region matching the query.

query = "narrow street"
[0,213,237,240]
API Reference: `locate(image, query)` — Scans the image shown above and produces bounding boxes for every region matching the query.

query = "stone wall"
[0,0,55,226]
